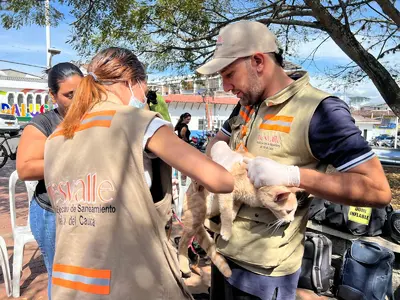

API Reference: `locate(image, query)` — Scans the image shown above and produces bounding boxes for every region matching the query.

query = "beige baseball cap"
[196,20,279,75]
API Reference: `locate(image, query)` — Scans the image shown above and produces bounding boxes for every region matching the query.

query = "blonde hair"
[61,47,146,138]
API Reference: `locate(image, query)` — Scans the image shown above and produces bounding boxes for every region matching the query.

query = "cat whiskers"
[266,219,285,236]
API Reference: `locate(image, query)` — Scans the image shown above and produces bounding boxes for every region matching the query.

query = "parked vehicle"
[0,113,20,136]
[0,132,20,168]
[190,136,208,152]
[370,134,398,148]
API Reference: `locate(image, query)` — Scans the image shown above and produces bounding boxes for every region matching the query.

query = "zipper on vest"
[245,103,262,148]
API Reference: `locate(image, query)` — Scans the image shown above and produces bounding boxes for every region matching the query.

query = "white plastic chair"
[0,235,12,297]
[9,170,37,298]
[175,171,192,219]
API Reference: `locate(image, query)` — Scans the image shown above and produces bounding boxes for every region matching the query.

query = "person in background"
[175,112,192,142]
[44,47,234,299]
[16,62,83,299]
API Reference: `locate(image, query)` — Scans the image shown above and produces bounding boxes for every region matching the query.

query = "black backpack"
[337,240,395,300]
[387,209,400,244]
[298,232,335,295]
[309,198,388,236]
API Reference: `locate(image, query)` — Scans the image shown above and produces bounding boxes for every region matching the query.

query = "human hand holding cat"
[210,141,243,171]
[243,156,300,188]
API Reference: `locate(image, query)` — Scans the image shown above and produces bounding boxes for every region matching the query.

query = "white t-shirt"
[142,118,173,187]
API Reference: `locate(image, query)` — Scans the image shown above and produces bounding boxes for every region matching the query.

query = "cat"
[178,151,302,278]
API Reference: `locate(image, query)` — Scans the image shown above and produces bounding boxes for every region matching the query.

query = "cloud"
[292,34,399,64]
[309,75,385,104]
[294,37,351,61]
[291,34,398,106]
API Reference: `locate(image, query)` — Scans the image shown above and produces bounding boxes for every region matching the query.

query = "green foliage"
[149,94,171,122]
[0,0,398,84]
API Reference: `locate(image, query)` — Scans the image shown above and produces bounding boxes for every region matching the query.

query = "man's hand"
[210,141,243,172]
[244,156,300,188]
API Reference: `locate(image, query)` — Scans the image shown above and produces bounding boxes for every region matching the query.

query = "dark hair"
[61,47,146,139]
[46,62,84,94]
[274,49,284,68]
[175,112,191,131]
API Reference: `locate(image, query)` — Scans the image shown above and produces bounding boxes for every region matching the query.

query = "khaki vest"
[44,94,192,299]
[217,72,331,276]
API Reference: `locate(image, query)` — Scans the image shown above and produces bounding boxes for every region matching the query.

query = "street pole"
[395,117,399,149]
[45,0,51,68]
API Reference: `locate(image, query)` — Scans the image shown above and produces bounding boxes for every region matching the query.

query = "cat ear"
[269,186,291,202]
[275,192,291,203]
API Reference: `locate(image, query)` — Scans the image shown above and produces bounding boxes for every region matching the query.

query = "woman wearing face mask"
[16,62,83,299]
[44,47,234,299]
[175,112,191,143]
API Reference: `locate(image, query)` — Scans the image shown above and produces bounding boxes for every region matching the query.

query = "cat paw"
[220,229,232,241]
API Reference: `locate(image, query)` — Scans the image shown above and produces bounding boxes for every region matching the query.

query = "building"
[164,94,238,131]
[360,103,391,112]
[0,69,49,122]
[149,61,302,131]
[353,104,398,141]
[2,65,392,140]
[352,115,381,141]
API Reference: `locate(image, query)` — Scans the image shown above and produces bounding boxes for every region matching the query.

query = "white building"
[0,67,389,140]
[164,94,238,131]
[149,63,301,131]
[0,69,49,121]
[353,115,381,142]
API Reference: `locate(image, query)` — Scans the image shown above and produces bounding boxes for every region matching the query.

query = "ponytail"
[174,112,191,131]
[61,74,106,139]
[60,47,146,139]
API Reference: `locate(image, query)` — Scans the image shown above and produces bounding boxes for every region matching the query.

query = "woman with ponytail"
[44,47,233,299]
[175,112,191,142]
[16,62,83,298]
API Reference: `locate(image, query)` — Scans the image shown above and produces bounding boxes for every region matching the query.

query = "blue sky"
[0,2,398,104]
[0,22,77,74]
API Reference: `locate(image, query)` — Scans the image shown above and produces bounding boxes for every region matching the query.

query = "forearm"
[299,168,391,208]
[17,160,44,181]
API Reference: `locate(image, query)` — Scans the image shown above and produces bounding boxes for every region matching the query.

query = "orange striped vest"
[219,72,331,276]
[45,94,192,299]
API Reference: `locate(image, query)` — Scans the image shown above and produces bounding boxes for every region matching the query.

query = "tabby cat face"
[257,186,299,223]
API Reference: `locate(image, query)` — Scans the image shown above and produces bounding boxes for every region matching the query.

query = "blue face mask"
[128,81,146,109]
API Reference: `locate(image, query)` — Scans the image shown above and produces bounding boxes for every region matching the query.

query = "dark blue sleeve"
[309,97,375,172]
[221,101,241,137]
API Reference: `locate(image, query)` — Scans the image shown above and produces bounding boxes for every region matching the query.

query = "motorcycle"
[190,136,208,153]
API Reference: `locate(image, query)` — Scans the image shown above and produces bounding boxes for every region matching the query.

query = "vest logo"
[256,132,282,151]
[47,173,115,205]
[259,114,293,133]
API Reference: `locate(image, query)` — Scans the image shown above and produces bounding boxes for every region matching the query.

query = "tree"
[1,0,399,115]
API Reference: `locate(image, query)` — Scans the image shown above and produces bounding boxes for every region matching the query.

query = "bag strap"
[310,235,324,294]
[386,270,394,300]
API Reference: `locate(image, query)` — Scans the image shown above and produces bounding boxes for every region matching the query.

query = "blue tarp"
[372,148,400,166]
[190,130,208,139]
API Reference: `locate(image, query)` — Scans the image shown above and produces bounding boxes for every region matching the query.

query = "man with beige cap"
[199,20,391,300]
